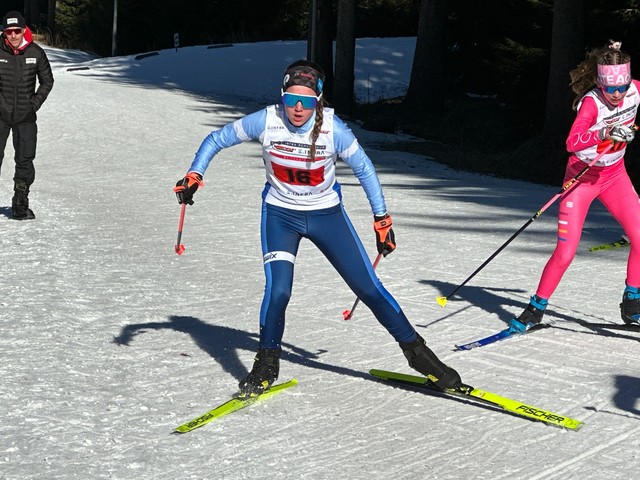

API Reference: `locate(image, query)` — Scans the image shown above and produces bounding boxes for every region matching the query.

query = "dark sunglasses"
[601,83,631,94]
[4,28,23,36]
[281,92,320,109]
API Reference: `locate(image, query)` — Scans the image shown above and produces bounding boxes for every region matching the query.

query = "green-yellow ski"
[588,235,629,252]
[174,379,298,434]
[370,369,583,431]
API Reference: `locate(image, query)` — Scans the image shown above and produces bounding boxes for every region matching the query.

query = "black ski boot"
[621,286,640,325]
[11,180,35,220]
[399,335,462,389]
[238,347,281,397]
[509,295,548,332]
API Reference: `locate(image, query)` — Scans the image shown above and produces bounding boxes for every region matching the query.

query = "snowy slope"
[1,39,638,480]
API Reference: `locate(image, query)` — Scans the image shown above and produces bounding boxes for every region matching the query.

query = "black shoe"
[399,335,462,389]
[12,181,35,220]
[621,292,640,325]
[11,205,35,220]
[238,347,281,397]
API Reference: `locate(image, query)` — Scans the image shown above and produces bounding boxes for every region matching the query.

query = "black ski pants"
[0,119,38,188]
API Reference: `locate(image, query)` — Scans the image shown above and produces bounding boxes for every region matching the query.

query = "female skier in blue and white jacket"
[174,60,462,396]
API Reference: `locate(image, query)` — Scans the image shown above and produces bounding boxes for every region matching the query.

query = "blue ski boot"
[620,285,640,325]
[509,295,548,332]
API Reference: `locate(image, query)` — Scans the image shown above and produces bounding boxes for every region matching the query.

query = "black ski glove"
[374,213,396,257]
[174,172,204,205]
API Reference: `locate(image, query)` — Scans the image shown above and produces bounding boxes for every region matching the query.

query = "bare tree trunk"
[307,0,334,102]
[403,0,446,113]
[542,0,584,144]
[510,0,585,186]
[48,0,57,32]
[23,0,41,27]
[334,0,356,114]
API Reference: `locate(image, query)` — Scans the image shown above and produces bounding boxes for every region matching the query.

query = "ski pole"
[436,142,615,308]
[343,253,383,320]
[175,203,187,255]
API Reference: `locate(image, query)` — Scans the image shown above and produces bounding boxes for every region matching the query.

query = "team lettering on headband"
[597,63,632,86]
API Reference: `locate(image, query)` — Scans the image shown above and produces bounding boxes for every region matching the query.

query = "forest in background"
[7,1,640,187]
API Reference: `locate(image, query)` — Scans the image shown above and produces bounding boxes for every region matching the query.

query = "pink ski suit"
[535,80,640,298]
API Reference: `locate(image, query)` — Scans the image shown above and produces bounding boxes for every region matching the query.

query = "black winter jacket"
[0,30,54,125]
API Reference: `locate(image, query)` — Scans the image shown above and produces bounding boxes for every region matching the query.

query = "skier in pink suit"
[510,41,640,331]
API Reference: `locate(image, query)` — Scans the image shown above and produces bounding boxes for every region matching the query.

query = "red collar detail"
[3,26,33,54]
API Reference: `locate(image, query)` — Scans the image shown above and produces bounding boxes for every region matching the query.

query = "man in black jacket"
[0,11,54,220]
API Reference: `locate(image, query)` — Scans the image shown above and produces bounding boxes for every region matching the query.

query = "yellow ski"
[174,379,298,434]
[588,235,629,252]
[370,369,583,431]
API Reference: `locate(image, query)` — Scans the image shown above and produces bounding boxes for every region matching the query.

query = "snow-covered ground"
[1,38,639,480]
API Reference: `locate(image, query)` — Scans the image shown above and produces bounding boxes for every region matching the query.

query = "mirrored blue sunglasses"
[281,92,320,109]
[602,83,631,94]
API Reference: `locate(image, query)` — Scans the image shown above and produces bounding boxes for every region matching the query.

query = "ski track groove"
[528,423,640,480]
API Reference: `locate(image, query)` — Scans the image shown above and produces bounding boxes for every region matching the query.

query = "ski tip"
[175,244,185,255]
[563,420,585,431]
[436,296,447,308]
[342,310,351,320]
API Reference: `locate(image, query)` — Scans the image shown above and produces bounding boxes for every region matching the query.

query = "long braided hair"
[569,40,631,110]
[309,98,325,161]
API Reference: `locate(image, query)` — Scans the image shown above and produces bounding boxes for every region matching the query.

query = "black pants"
[0,120,38,188]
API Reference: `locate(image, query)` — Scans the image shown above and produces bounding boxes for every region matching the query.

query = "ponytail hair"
[569,40,631,110]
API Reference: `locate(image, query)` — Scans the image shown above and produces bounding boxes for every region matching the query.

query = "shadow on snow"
[112,314,372,382]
